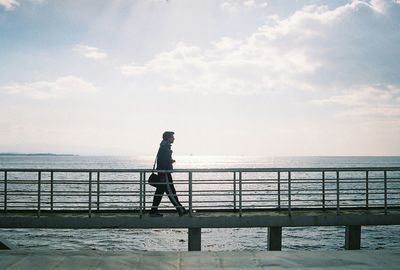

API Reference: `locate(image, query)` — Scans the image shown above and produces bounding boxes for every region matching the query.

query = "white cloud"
[119,0,400,97]
[119,43,205,77]
[243,0,255,7]
[220,0,268,13]
[220,2,235,13]
[0,0,19,10]
[312,85,400,118]
[118,39,317,95]
[0,76,97,99]
[118,63,148,76]
[0,0,46,10]
[212,37,243,51]
[364,0,387,13]
[73,44,107,60]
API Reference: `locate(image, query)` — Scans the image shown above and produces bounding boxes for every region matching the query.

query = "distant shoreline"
[0,153,78,156]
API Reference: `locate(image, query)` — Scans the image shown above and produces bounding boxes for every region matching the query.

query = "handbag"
[148,173,160,188]
[148,153,162,188]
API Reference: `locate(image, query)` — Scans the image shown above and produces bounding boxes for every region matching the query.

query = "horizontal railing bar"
[2,180,396,184]
[2,180,139,182]
[7,199,388,204]
[89,182,140,184]
[5,181,90,184]
[1,167,400,173]
[5,177,395,182]
[189,194,280,197]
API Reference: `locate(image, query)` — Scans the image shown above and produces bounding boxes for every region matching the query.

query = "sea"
[0,155,400,251]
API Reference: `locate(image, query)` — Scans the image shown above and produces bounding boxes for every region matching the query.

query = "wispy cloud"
[364,0,387,13]
[73,44,107,60]
[220,0,268,13]
[0,0,19,10]
[0,0,46,10]
[0,76,97,99]
[312,85,400,119]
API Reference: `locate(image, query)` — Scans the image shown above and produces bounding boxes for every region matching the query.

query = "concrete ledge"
[1,212,400,228]
[1,250,399,270]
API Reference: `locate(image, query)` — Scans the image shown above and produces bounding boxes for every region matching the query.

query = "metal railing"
[0,167,399,217]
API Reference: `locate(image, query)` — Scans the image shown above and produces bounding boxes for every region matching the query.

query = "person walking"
[149,131,188,217]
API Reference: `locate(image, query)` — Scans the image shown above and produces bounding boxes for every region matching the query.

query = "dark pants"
[151,173,184,213]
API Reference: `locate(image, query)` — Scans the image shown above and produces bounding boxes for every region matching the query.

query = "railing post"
[239,171,242,217]
[37,171,41,217]
[143,172,146,213]
[4,171,7,212]
[97,171,100,211]
[322,171,325,210]
[189,171,193,217]
[139,172,143,218]
[366,170,369,209]
[384,170,387,214]
[233,172,236,211]
[88,172,92,218]
[50,171,54,212]
[336,171,340,215]
[288,171,291,216]
[277,171,281,210]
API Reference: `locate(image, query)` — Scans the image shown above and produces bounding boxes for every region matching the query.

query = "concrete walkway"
[1,250,400,270]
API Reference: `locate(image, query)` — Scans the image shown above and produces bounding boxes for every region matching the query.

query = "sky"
[0,0,399,156]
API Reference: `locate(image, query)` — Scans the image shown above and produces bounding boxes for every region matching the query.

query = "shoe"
[149,211,163,217]
[178,208,190,217]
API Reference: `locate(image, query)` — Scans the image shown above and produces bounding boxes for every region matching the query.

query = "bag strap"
[152,155,157,172]
[152,149,160,172]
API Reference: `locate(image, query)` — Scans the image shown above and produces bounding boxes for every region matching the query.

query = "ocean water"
[0,155,400,251]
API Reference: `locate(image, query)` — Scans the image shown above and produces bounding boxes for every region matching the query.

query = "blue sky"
[0,0,399,156]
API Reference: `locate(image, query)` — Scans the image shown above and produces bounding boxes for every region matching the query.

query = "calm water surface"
[1,155,399,251]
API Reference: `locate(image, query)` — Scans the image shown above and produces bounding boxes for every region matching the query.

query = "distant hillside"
[0,153,77,156]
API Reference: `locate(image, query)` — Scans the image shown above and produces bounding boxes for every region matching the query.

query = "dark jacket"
[157,140,173,170]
